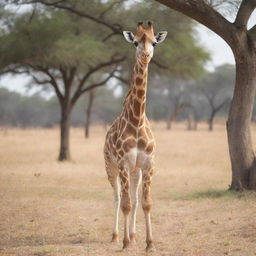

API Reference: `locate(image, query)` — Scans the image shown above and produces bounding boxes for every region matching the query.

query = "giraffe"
[104,21,167,251]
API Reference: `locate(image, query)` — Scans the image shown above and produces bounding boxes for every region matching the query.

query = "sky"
[0,8,255,96]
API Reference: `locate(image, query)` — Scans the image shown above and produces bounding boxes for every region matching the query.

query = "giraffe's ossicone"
[103,21,167,251]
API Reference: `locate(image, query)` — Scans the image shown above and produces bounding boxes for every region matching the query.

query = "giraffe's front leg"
[119,166,132,249]
[129,168,142,244]
[142,168,155,251]
[111,176,120,243]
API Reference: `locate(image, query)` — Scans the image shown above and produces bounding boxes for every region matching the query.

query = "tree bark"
[85,89,94,138]
[58,103,71,161]
[227,46,256,190]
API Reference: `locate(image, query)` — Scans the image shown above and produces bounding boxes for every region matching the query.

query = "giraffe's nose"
[142,52,150,58]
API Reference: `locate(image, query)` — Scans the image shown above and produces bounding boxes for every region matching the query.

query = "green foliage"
[0,8,114,71]
[1,0,210,81]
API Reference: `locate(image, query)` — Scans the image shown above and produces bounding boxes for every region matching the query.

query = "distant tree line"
[0,63,236,130]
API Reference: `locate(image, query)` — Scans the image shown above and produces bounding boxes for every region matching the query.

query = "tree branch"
[151,59,168,69]
[33,65,64,101]
[235,0,256,29]
[215,98,230,112]
[70,55,125,106]
[248,24,256,42]
[154,0,235,45]
[113,74,130,87]
[17,0,123,36]
[30,74,51,85]
[71,68,117,107]
[80,69,116,94]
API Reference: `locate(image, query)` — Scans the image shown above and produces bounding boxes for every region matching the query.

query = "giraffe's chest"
[110,123,155,168]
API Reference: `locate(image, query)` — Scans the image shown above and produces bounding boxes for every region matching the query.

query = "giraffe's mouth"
[141,57,150,64]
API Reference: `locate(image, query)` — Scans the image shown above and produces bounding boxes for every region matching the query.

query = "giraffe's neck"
[123,59,148,127]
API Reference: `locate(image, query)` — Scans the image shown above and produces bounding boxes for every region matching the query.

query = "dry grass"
[1,123,256,256]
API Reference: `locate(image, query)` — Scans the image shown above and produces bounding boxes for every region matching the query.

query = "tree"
[166,81,187,130]
[198,65,234,131]
[155,0,256,190]
[3,0,209,159]
[0,8,124,161]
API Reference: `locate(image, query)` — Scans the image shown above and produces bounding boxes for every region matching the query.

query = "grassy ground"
[1,123,256,256]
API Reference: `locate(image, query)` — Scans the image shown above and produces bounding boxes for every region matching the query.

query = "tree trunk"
[227,47,256,190]
[58,104,71,161]
[166,113,173,130]
[208,112,215,131]
[85,89,94,138]
[187,114,193,130]
[166,103,181,130]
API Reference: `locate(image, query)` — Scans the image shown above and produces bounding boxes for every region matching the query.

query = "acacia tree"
[166,83,186,130]
[202,90,229,131]
[155,0,256,190]
[22,0,209,133]
[0,9,124,161]
[198,65,234,131]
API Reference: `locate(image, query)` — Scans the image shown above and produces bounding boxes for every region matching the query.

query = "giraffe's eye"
[152,42,157,47]
[134,41,138,47]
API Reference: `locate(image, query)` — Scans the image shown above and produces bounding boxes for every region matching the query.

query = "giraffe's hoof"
[146,241,156,252]
[111,233,119,243]
[130,233,136,244]
[122,238,130,249]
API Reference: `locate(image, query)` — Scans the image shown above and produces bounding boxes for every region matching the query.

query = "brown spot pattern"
[123,138,136,152]
[146,142,154,154]
[125,123,137,137]
[137,89,145,98]
[136,77,143,85]
[116,139,122,149]
[138,138,147,150]
[138,127,147,139]
[133,98,141,117]
[129,112,140,126]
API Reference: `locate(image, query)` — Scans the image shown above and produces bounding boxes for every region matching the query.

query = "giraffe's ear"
[123,31,135,43]
[155,31,168,44]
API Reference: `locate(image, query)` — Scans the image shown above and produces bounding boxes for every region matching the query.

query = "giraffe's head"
[123,21,167,65]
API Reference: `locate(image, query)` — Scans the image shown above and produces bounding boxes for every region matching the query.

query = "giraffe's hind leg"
[105,158,120,243]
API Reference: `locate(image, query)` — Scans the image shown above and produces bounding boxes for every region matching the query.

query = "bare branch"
[80,69,116,94]
[16,0,123,36]
[70,56,125,106]
[235,0,256,29]
[113,74,130,86]
[32,65,64,100]
[151,59,168,69]
[154,0,235,45]
[31,74,51,85]
[99,0,121,19]
[248,24,256,42]
[71,68,117,107]
[215,98,230,112]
